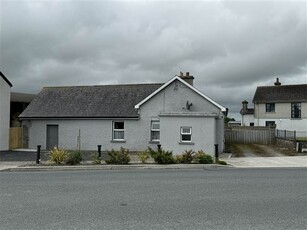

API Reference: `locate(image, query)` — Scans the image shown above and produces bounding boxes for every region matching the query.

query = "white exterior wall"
[25,119,154,151]
[139,80,224,155]
[159,116,217,156]
[254,102,307,136]
[0,77,11,151]
[242,114,254,126]
[24,79,225,153]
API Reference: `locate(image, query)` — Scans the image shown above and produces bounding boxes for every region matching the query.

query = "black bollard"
[36,145,41,164]
[214,144,219,163]
[97,145,102,158]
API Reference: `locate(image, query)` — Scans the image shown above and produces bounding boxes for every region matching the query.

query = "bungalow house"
[241,78,307,137]
[19,72,227,156]
[0,71,12,151]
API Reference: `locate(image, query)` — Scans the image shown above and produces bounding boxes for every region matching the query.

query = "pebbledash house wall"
[0,76,11,151]
[134,79,224,155]
[254,102,307,137]
[23,79,225,156]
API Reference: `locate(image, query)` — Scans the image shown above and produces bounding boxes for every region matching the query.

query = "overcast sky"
[1,0,306,119]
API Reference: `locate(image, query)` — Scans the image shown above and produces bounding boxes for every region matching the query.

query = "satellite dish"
[186,101,193,110]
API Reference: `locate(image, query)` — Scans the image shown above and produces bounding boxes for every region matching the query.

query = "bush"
[193,150,213,164]
[217,160,227,165]
[66,151,82,165]
[48,147,68,164]
[148,147,175,164]
[105,147,130,164]
[137,150,150,163]
[175,150,195,164]
[90,153,101,164]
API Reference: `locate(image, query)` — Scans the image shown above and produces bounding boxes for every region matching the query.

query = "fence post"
[214,144,219,163]
[294,131,296,141]
[36,145,41,164]
[97,145,102,158]
[284,130,287,139]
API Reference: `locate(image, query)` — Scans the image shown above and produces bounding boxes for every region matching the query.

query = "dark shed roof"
[240,108,254,115]
[19,83,162,119]
[0,71,13,87]
[253,84,307,103]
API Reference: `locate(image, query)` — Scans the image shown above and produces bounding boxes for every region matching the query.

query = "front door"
[46,125,59,150]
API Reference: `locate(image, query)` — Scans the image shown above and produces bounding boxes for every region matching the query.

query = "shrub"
[90,153,101,164]
[137,150,150,163]
[217,160,227,165]
[48,147,68,164]
[193,150,213,164]
[105,147,131,164]
[148,147,175,164]
[175,150,195,164]
[66,151,82,165]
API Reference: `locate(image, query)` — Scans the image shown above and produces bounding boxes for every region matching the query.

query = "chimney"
[242,100,248,113]
[179,71,194,86]
[274,78,281,86]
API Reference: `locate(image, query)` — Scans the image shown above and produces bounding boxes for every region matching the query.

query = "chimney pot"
[179,71,194,86]
[242,100,248,112]
[274,77,281,86]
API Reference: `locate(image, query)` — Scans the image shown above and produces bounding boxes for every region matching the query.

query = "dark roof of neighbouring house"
[11,92,36,103]
[19,83,163,119]
[240,108,254,115]
[253,84,307,103]
[0,71,13,87]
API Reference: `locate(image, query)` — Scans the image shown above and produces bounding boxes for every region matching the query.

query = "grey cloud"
[0,0,306,119]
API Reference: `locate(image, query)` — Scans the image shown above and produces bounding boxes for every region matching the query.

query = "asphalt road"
[0,168,306,230]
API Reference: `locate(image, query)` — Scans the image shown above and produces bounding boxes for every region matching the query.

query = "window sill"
[149,141,160,144]
[179,142,195,145]
[111,140,126,143]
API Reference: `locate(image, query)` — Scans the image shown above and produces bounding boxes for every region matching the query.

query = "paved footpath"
[223,156,307,168]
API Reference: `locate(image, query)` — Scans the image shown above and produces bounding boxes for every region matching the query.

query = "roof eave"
[0,71,13,87]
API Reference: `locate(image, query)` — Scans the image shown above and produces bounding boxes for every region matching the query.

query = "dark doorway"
[46,125,59,150]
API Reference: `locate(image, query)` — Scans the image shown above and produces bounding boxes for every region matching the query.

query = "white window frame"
[150,121,160,141]
[113,121,125,140]
[180,127,192,142]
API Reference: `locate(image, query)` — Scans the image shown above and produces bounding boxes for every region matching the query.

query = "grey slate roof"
[11,92,36,103]
[240,108,254,115]
[19,83,163,119]
[253,84,307,103]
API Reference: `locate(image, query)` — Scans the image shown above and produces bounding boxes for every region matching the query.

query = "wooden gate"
[9,127,23,150]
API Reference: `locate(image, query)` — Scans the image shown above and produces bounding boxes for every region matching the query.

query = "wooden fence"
[225,126,276,145]
[9,127,23,150]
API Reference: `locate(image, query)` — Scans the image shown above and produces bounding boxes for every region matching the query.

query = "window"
[265,121,275,127]
[113,121,124,140]
[291,102,301,118]
[250,123,254,126]
[266,103,275,112]
[181,127,192,142]
[150,121,160,141]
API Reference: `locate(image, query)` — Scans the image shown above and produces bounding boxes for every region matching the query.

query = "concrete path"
[223,156,307,168]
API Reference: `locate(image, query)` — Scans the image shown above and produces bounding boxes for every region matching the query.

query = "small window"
[291,102,301,118]
[266,103,275,112]
[181,127,192,142]
[113,121,124,140]
[151,121,160,141]
[265,121,275,127]
[250,123,254,126]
